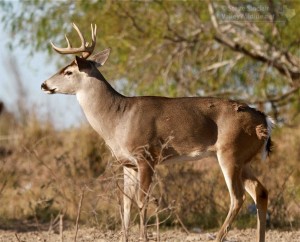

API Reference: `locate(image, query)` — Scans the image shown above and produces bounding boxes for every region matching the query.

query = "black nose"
[41,82,47,90]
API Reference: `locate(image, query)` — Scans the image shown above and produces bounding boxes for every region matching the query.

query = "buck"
[41,23,274,242]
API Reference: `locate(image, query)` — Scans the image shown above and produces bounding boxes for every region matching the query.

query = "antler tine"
[65,34,72,48]
[81,24,97,59]
[91,24,97,43]
[50,23,97,59]
[72,22,86,48]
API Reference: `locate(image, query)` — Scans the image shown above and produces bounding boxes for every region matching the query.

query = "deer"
[41,23,274,242]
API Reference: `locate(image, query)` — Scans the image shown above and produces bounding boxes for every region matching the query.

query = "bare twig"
[74,190,85,242]
[14,233,21,242]
[201,54,243,72]
[175,212,190,235]
[207,0,219,30]
[48,211,63,233]
[155,201,160,242]
[60,214,64,242]
[247,83,300,105]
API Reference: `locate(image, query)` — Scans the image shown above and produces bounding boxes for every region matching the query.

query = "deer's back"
[118,96,267,163]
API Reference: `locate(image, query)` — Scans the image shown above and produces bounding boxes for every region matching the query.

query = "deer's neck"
[76,75,127,141]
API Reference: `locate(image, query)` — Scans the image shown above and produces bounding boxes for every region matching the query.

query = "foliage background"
[0,0,299,233]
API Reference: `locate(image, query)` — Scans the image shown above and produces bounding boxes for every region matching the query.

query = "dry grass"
[0,107,299,233]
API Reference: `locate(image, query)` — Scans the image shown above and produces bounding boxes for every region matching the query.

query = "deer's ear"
[89,48,111,67]
[75,56,92,71]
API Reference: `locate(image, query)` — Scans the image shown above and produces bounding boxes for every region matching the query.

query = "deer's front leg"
[137,162,154,242]
[123,166,138,241]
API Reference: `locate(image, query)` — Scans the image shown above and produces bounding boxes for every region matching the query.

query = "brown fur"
[42,36,273,241]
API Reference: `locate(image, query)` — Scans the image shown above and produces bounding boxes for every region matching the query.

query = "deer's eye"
[65,71,73,76]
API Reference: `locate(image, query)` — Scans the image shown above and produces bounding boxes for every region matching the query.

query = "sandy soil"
[0,227,299,242]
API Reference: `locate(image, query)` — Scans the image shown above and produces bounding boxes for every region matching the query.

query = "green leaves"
[1,0,299,124]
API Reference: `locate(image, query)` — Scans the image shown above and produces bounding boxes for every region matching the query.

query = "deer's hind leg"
[242,166,268,242]
[216,152,246,242]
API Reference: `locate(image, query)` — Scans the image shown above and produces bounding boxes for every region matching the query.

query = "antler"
[50,23,97,59]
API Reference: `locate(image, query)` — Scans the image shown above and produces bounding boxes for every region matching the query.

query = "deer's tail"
[261,116,275,160]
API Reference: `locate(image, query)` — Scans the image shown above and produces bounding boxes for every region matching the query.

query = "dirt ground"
[0,227,299,242]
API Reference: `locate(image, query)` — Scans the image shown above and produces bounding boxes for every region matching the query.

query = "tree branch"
[207,1,300,81]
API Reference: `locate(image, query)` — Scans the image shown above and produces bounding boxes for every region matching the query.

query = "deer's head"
[41,23,110,95]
